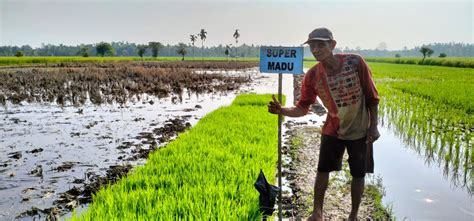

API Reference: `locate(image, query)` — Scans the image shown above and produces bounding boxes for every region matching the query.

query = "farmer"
[268,27,380,221]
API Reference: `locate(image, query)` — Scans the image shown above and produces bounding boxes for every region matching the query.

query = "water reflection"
[379,87,473,195]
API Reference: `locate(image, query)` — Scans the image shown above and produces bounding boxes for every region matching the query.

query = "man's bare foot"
[307,212,323,221]
[347,214,358,221]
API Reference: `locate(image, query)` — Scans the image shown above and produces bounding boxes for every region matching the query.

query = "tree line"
[2,40,472,58]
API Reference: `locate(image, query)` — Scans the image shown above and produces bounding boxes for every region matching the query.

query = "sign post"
[259,46,304,220]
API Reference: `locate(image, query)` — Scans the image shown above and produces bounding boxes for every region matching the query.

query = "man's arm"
[268,95,307,118]
[366,105,380,143]
[280,106,307,117]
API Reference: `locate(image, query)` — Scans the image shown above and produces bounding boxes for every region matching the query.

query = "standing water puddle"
[375,126,473,220]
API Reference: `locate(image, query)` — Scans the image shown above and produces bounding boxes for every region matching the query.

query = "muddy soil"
[275,74,390,220]
[1,62,303,220]
[0,61,254,106]
[281,123,390,220]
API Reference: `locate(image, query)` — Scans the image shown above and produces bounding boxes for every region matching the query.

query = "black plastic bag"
[254,169,280,216]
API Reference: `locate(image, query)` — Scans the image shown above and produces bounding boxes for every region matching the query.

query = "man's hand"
[268,94,282,114]
[366,125,380,144]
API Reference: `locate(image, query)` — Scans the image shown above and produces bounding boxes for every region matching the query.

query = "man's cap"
[303,27,334,44]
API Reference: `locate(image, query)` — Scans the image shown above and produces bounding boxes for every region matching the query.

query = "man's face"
[308,40,336,61]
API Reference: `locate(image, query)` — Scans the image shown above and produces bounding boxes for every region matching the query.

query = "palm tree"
[197,29,207,61]
[190,34,197,60]
[233,29,240,60]
[233,29,240,44]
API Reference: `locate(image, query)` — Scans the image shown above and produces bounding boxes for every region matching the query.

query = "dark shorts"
[317,134,368,178]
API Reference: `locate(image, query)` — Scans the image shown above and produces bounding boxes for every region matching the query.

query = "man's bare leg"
[307,171,329,221]
[348,176,365,220]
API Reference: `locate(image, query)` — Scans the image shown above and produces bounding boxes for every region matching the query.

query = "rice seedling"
[303,60,472,193]
[370,63,473,194]
[69,94,284,220]
[364,57,474,68]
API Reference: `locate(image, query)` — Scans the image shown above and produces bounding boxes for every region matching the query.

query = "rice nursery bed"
[0,61,282,220]
[69,94,282,220]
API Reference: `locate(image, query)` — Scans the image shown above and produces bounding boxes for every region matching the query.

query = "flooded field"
[370,63,474,220]
[1,61,472,220]
[0,61,274,220]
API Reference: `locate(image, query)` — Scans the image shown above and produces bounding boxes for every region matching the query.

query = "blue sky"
[0,0,472,50]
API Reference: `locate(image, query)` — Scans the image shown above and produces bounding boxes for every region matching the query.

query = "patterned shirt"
[296,54,379,140]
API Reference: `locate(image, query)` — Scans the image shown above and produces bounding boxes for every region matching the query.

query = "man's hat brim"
[303,37,332,45]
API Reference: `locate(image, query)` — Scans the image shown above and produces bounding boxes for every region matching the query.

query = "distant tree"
[419,46,434,62]
[96,42,115,57]
[77,47,89,57]
[376,42,387,50]
[224,44,231,61]
[137,45,148,59]
[197,29,207,61]
[233,29,240,44]
[120,49,129,56]
[395,54,401,58]
[233,29,240,60]
[439,53,447,58]
[14,51,24,57]
[190,34,197,60]
[176,43,187,61]
[148,42,163,58]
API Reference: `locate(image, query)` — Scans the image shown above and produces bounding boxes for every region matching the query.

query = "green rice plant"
[369,63,474,114]
[70,94,284,220]
[365,57,474,68]
[373,69,473,194]
[303,60,474,194]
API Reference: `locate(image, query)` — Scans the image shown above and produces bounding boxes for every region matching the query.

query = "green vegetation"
[176,43,188,61]
[198,29,208,61]
[137,45,148,58]
[14,51,24,57]
[95,42,115,57]
[148,42,164,58]
[303,60,473,193]
[70,94,283,220]
[419,46,434,62]
[304,57,474,68]
[364,57,474,68]
[0,56,259,66]
[372,63,473,194]
[370,63,474,114]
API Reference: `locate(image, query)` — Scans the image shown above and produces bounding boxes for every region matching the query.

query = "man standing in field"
[268,27,380,221]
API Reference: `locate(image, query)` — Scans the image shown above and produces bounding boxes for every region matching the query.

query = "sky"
[0,0,472,50]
